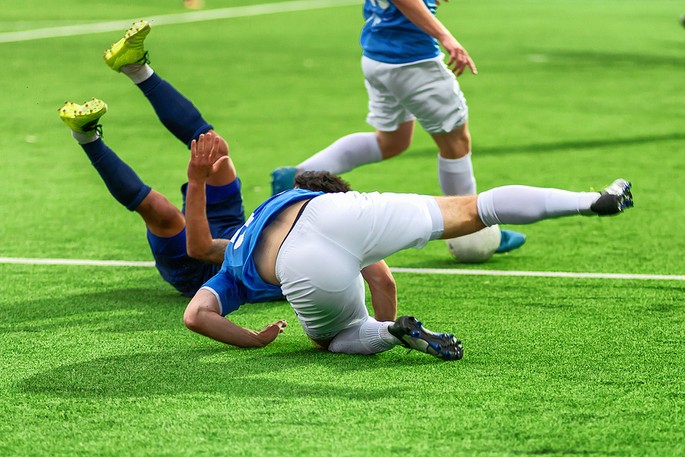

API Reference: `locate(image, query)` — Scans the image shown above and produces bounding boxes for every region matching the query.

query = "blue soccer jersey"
[201,189,323,316]
[361,0,440,64]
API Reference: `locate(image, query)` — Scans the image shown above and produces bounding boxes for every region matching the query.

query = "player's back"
[222,189,323,303]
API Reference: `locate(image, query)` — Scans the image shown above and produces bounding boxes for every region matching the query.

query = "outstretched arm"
[184,289,287,348]
[185,133,231,265]
[393,0,477,76]
[361,261,397,322]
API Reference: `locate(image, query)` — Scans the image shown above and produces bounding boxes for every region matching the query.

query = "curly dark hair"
[295,171,351,193]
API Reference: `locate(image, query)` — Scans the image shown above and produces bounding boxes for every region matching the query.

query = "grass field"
[1,1,684,456]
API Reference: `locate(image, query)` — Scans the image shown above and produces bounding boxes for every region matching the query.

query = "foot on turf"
[104,20,151,72]
[58,98,107,134]
[389,316,463,361]
[271,166,297,195]
[590,179,633,216]
[495,229,526,253]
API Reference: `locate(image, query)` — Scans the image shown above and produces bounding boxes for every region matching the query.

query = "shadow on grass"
[543,48,685,70]
[1,287,295,334]
[411,132,685,158]
[17,348,432,400]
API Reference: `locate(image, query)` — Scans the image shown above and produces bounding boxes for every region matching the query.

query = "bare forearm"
[191,310,267,348]
[185,179,224,264]
[184,289,283,348]
[362,261,397,322]
[368,285,397,322]
[393,0,452,41]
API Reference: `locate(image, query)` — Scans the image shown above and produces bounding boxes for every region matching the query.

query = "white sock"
[120,63,154,84]
[298,132,382,175]
[328,317,400,355]
[477,185,601,226]
[438,153,477,196]
[72,130,99,145]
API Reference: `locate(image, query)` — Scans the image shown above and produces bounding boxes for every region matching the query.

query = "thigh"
[136,190,185,238]
[431,122,471,159]
[146,228,217,297]
[362,57,415,132]
[276,235,369,341]
[291,192,442,268]
[390,60,469,134]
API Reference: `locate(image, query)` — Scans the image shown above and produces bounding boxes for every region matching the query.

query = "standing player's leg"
[269,56,418,195]
[281,121,414,180]
[399,58,525,253]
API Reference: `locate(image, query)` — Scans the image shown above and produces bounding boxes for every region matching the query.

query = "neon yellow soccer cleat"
[58,98,108,134]
[103,20,151,72]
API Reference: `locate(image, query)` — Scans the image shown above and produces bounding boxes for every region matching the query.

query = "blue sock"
[137,73,213,148]
[82,139,152,211]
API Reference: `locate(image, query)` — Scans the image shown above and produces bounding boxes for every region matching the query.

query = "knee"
[137,192,185,236]
[456,127,471,151]
[378,138,410,159]
[150,196,183,226]
[376,132,411,159]
[436,126,472,159]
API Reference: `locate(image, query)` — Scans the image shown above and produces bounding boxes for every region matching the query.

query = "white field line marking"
[1,257,684,281]
[391,267,685,282]
[0,257,155,267]
[0,0,358,44]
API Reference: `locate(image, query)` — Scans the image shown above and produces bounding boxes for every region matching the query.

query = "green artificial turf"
[1,1,684,455]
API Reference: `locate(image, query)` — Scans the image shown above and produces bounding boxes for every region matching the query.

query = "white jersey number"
[230,213,254,250]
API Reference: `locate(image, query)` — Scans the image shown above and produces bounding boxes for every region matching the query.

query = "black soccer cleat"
[389,316,463,361]
[590,179,634,216]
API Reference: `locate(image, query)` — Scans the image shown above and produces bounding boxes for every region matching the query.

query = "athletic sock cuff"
[476,190,501,227]
[425,196,445,241]
[137,72,162,95]
[187,124,214,149]
[438,152,473,172]
[125,184,152,211]
[361,319,397,353]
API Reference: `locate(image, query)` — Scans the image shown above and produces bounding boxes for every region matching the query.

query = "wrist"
[187,177,207,186]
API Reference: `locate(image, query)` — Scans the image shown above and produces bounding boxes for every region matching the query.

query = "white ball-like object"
[445,225,501,263]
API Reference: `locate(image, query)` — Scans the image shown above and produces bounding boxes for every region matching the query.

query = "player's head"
[295,171,351,193]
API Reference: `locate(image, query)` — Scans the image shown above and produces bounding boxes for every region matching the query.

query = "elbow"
[186,244,210,262]
[183,305,203,334]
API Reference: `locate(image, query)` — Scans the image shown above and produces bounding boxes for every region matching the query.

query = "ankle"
[121,63,154,84]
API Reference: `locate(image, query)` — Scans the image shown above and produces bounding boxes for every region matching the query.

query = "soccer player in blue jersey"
[188,143,633,362]
[188,132,633,359]
[271,0,527,258]
[57,20,432,354]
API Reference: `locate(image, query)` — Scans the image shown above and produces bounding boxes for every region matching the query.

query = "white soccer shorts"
[362,55,469,134]
[275,191,443,341]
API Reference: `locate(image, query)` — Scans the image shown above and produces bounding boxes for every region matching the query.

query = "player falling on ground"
[60,21,633,362]
[58,20,464,359]
[271,0,527,258]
